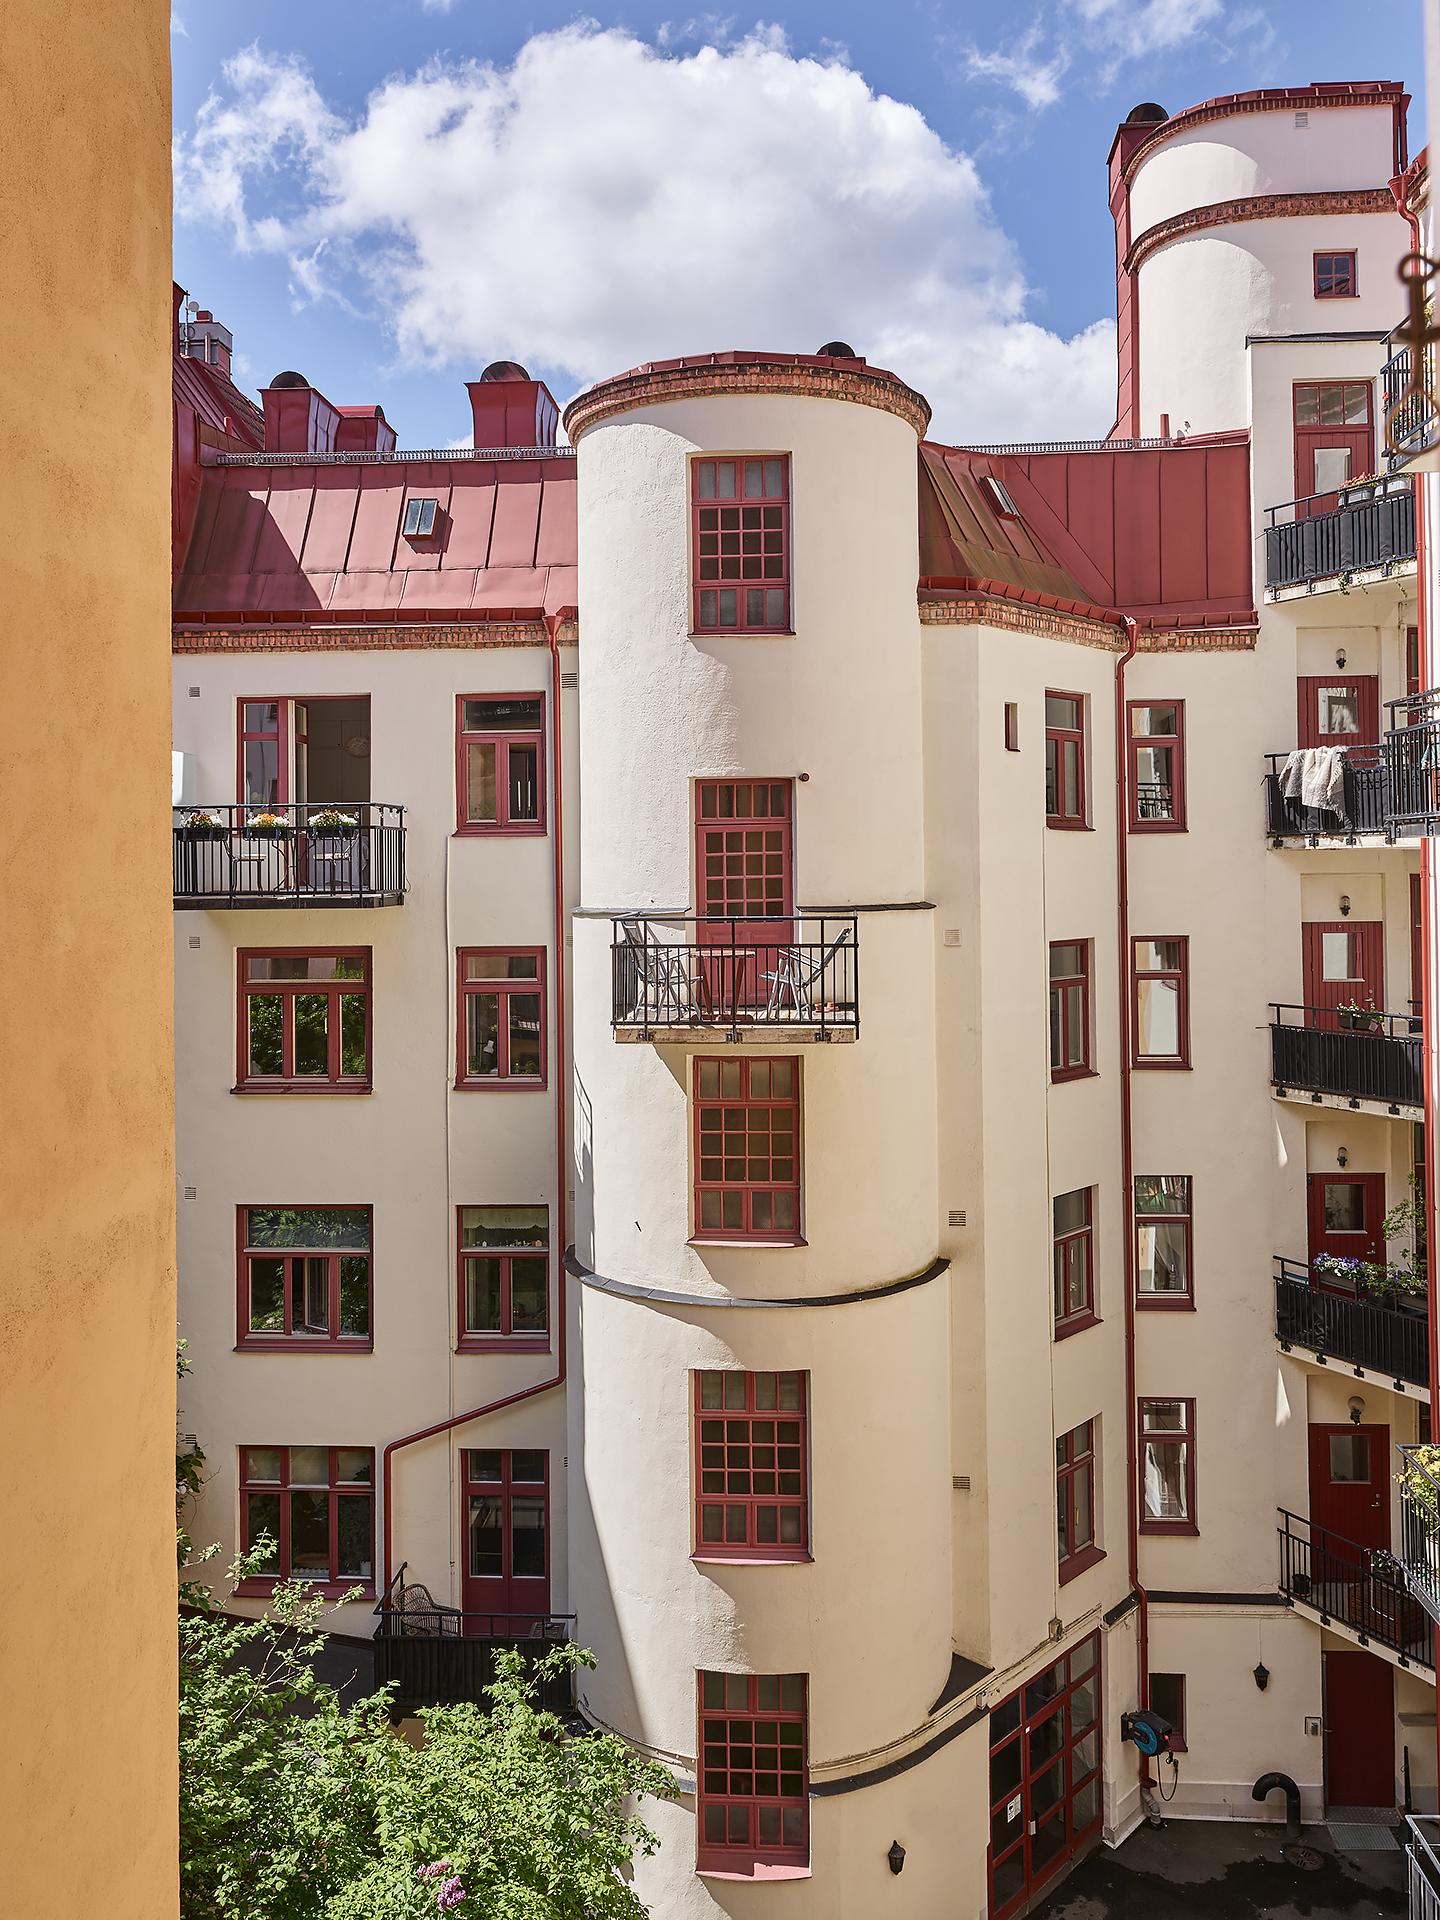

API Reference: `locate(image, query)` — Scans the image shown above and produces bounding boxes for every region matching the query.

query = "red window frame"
[692,1057,802,1244]
[456,1205,551,1354]
[1004,701,1020,752]
[695,780,794,923]
[237,698,287,805]
[238,1445,375,1596]
[1045,691,1087,828]
[1130,936,1190,1069]
[1149,1672,1187,1751]
[1056,1419,1103,1584]
[235,948,371,1093]
[692,456,791,635]
[1135,1175,1193,1310]
[456,949,547,1089]
[454,693,546,835]
[697,1672,808,1874]
[1049,941,1093,1081]
[987,1632,1103,1919]
[1138,1398,1197,1535]
[1053,1189,1097,1338]
[694,1372,809,1562]
[235,1205,373,1353]
[1313,251,1358,299]
[1127,701,1186,831]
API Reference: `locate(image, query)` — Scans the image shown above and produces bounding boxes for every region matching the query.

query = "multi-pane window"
[457,950,545,1086]
[693,1057,801,1241]
[1128,703,1185,830]
[237,950,369,1091]
[1135,1177,1192,1305]
[693,457,791,633]
[1313,251,1357,298]
[987,1634,1102,1918]
[238,1206,371,1349]
[1295,382,1371,428]
[1131,937,1189,1066]
[1056,1420,1100,1582]
[458,1206,549,1349]
[463,1450,549,1611]
[698,1673,808,1868]
[1045,692,1086,826]
[239,1446,374,1590]
[694,1372,808,1559]
[240,700,283,806]
[1049,942,1092,1080]
[1053,1189,1095,1335]
[1139,1400,1197,1534]
[696,781,792,922]
[456,696,544,833]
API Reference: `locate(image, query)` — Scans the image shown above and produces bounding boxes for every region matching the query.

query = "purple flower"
[437,1878,467,1912]
[416,1861,452,1883]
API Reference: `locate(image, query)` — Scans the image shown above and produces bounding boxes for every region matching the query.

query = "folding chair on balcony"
[762,924,852,1021]
[394,1579,462,1638]
[619,918,694,1023]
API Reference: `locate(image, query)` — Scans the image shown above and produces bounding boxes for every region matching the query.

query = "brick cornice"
[564,357,931,440]
[172,619,576,653]
[919,595,1127,649]
[1137,626,1258,652]
[1121,86,1407,183]
[1127,188,1397,273]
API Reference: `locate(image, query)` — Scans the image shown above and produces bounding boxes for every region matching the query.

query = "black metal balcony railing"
[1398,1446,1440,1626]
[611,916,859,1035]
[1270,1003,1423,1111]
[1385,693,1440,837]
[173,803,407,908]
[1263,477,1416,591]
[1278,1508,1433,1664]
[1408,1816,1440,1920]
[1274,1257,1429,1389]
[373,1574,576,1715]
[1263,747,1390,839]
[1383,322,1438,465]
[1132,779,1177,824]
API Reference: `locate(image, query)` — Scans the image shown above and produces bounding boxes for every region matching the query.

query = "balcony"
[1385,693,1440,837]
[1278,1508,1433,1667]
[1383,321,1438,467]
[1264,747,1394,843]
[1263,475,1415,595]
[173,804,406,909]
[1398,1447,1440,1627]
[1274,1257,1429,1393]
[1409,1816,1440,1920]
[610,916,859,1042]
[372,1574,575,1717]
[1270,1004,1422,1116]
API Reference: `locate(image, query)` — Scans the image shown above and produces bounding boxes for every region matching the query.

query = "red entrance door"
[1307,1173,1387,1286]
[460,1448,550,1626]
[1308,1424,1390,1552]
[987,1634,1103,1919]
[1324,1651,1395,1809]
[1297,675,1380,749]
[1294,382,1374,514]
[694,779,793,1011]
[1302,921,1384,1030]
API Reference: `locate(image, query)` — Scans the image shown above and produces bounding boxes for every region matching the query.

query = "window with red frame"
[1056,1419,1101,1581]
[457,950,545,1086]
[1045,692,1086,826]
[693,1057,801,1241]
[1053,1189,1095,1335]
[695,1371,808,1559]
[1149,1672,1187,1751]
[1314,251,1357,298]
[237,950,369,1091]
[1135,1176,1192,1306]
[456,695,544,833]
[698,1672,807,1870]
[457,1205,549,1350]
[695,781,793,922]
[987,1633,1102,1918]
[1128,702,1186,830]
[240,700,284,805]
[1139,1399,1197,1533]
[237,1207,371,1350]
[239,1445,374,1591]
[1049,942,1092,1080]
[693,457,790,633]
[1131,938,1189,1066]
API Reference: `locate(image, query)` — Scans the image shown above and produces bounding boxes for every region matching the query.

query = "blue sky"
[172,1,1427,446]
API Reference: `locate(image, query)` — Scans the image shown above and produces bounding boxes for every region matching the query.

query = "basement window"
[402,497,439,538]
[981,474,1020,519]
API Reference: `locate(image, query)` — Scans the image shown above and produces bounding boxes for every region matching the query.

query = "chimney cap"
[269,370,311,390]
[1125,101,1168,125]
[816,340,859,359]
[480,360,531,383]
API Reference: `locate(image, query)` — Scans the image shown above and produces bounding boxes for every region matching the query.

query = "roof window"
[981,475,1021,520]
[402,497,439,538]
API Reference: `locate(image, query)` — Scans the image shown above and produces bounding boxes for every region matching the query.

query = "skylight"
[402,497,439,537]
[981,475,1020,520]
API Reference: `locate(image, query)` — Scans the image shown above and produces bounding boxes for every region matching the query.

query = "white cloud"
[964,25,1069,111]
[174,25,1117,442]
[967,0,1250,107]
[421,0,457,11]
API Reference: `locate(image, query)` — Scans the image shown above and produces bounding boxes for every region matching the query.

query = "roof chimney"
[262,373,343,455]
[181,306,234,380]
[335,405,398,455]
[467,362,560,450]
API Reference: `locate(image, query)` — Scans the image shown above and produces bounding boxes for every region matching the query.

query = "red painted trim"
[234,1204,374,1352]
[692,1370,809,1560]
[1049,940,1093,1081]
[1056,1419,1100,1575]
[695,1671,809,1873]
[691,456,792,635]
[564,353,930,440]
[459,1447,551,1617]
[455,948,548,1089]
[236,695,289,805]
[235,947,372,1093]
[987,1630,1103,1915]
[1314,250,1360,299]
[692,1057,803,1242]
[1126,700,1186,832]
[454,690,547,835]
[1137,1398,1198,1535]
[455,1203,553,1353]
[1114,84,1409,179]
[1130,936,1191,1069]
[1126,189,1398,276]
[1046,689,1088,827]
[1053,1188,1096,1334]
[1134,1175,1193,1306]
[238,1444,375,1590]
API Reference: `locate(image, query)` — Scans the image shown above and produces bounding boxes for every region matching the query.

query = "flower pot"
[244,825,292,839]
[181,825,227,842]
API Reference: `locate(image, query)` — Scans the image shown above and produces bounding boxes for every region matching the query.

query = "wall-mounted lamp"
[887,1841,907,1876]
[1349,1395,1366,1426]
[1253,1663,1270,1692]
[1339,894,1352,918]
[1336,647,1348,669]
[1337,1145,1350,1169]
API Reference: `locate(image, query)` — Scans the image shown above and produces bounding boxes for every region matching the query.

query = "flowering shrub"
[246,809,292,833]
[1311,1252,1423,1299]
[308,808,359,832]
[181,808,225,832]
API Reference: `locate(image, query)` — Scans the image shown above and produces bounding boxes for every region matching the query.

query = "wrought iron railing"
[1408,1816,1440,1920]
[1278,1509,1432,1665]
[1385,693,1440,836]
[1398,1446,1440,1625]
[1274,1257,1429,1389]
[1132,779,1176,823]
[1263,477,1415,591]
[1263,747,1391,840]
[173,803,407,907]
[373,1573,576,1713]
[1270,1003,1422,1110]
[611,916,859,1035]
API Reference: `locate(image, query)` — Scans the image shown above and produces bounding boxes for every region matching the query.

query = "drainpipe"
[380,607,574,1591]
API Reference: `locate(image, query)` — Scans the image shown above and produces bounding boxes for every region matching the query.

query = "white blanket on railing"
[1279,746,1347,811]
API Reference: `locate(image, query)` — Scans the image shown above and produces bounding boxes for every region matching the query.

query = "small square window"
[1314,251,1357,299]
[402,497,439,538]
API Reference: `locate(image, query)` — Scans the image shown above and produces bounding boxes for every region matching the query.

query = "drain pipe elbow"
[1251,1771,1302,1838]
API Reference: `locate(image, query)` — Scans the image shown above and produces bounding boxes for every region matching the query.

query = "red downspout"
[381,607,573,1591]
[1114,615,1150,1727]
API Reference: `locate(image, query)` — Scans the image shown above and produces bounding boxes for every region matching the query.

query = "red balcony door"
[1302,920,1384,1030]
[694,780,793,1010]
[1324,1651,1395,1810]
[1294,382,1373,514]
[1297,675,1379,749]
[1307,1173,1386,1286]
[1308,1423,1390,1553]
[460,1449,550,1626]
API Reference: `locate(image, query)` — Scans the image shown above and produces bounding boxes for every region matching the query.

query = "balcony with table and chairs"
[610,915,859,1042]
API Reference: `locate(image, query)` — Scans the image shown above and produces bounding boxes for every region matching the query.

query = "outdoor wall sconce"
[1337,1146,1349,1168]
[1253,1663,1270,1692]
[1339,894,1352,917]
[1349,1395,1366,1426]
[887,1842,907,1876]
[1335,647,1348,669]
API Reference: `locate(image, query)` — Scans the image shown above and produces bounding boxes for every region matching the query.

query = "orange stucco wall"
[0,6,177,1917]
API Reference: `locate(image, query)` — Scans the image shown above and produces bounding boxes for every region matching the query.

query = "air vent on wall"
[1294,111,1309,128]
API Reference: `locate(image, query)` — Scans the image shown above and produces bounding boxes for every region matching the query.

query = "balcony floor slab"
[1266,559,1417,604]
[1276,1338,1427,1402]
[614,1024,857,1045]
[1272,1084,1421,1122]
[1283,1590,1435,1681]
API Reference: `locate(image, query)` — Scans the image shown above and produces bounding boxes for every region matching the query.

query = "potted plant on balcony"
[243,809,292,839]
[178,808,227,841]
[306,807,363,893]
[1338,996,1383,1033]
